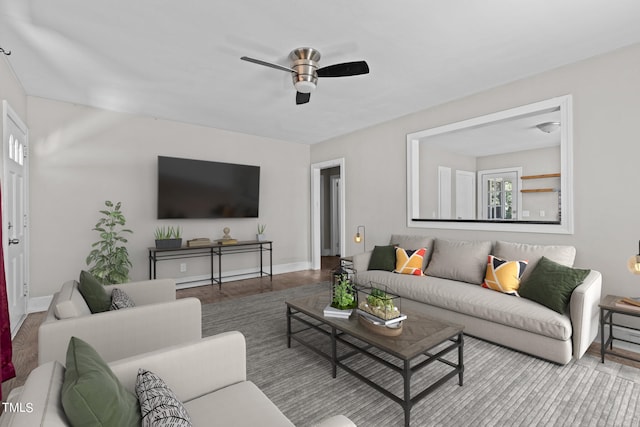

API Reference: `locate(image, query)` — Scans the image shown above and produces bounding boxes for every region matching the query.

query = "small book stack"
[323,305,352,319]
[218,239,238,245]
[187,238,211,247]
[615,297,640,311]
[357,309,407,326]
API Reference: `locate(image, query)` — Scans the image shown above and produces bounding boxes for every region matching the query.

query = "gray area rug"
[202,282,640,427]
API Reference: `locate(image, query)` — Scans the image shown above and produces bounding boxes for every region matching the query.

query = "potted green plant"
[85,200,133,284]
[155,226,182,249]
[257,223,267,241]
[331,273,357,310]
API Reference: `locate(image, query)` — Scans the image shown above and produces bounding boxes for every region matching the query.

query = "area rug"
[202,282,640,427]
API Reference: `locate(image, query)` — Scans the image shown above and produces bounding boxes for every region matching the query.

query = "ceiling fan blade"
[296,92,311,105]
[317,61,369,77]
[240,56,293,73]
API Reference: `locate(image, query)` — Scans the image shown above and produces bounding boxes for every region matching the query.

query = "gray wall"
[311,43,640,300]
[27,97,311,297]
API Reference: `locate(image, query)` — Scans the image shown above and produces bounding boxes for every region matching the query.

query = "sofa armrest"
[312,415,357,427]
[352,250,373,273]
[570,269,602,359]
[104,278,176,305]
[38,297,202,365]
[109,331,247,403]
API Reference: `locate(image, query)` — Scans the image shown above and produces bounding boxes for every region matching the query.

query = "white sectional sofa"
[38,278,202,365]
[0,332,356,427]
[352,235,602,365]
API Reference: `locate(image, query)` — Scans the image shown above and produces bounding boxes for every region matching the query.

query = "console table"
[148,240,272,289]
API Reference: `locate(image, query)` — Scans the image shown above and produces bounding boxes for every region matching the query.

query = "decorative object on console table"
[257,223,267,241]
[218,227,238,245]
[154,226,182,249]
[354,225,366,252]
[187,238,211,247]
[627,240,640,275]
[615,297,640,311]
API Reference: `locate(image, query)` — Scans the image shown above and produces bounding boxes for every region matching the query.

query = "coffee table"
[286,292,464,427]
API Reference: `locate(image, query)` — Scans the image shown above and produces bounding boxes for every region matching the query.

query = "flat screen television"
[157,156,260,219]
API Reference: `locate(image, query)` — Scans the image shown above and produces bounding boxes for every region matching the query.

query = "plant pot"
[155,238,183,249]
[256,234,266,241]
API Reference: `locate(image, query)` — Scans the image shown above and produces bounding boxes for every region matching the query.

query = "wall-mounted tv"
[157,156,260,219]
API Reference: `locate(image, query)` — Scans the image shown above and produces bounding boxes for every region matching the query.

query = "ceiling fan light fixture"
[294,80,316,93]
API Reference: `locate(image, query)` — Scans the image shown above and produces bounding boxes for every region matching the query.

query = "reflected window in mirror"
[407,95,573,234]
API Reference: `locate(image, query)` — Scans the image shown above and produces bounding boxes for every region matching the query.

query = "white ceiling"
[1,1,639,144]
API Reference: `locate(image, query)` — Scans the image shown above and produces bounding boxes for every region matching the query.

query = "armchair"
[38,278,202,365]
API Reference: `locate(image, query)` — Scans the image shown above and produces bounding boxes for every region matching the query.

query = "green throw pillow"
[368,245,397,271]
[519,256,590,314]
[78,270,111,313]
[61,337,141,427]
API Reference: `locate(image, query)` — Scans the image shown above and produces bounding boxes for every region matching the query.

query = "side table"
[599,294,640,363]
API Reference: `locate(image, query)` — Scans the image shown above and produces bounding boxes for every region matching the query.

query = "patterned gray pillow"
[109,288,136,310]
[136,369,192,427]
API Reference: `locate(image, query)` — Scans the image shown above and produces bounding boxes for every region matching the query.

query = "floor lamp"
[354,225,366,252]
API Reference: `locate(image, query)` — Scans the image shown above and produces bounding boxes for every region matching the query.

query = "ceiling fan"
[241,47,369,105]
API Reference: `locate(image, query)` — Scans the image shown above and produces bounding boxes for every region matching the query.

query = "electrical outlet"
[522,210,530,217]
[539,210,546,217]
[180,263,187,273]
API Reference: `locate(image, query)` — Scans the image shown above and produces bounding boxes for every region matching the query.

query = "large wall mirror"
[407,95,573,234]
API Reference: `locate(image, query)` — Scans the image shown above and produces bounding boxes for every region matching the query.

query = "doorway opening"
[311,159,345,271]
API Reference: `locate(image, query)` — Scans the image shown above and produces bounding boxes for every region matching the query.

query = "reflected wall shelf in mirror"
[521,173,560,193]
[406,95,573,234]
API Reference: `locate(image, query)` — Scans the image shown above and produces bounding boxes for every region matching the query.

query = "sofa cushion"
[493,241,576,284]
[78,270,111,313]
[519,257,591,314]
[356,270,572,341]
[183,381,294,427]
[367,245,397,271]
[110,288,136,310]
[389,234,434,269]
[394,247,426,276]
[425,238,492,284]
[136,369,192,427]
[481,255,528,296]
[61,337,141,427]
[54,281,92,319]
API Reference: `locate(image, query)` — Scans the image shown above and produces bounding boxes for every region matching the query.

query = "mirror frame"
[407,95,574,234]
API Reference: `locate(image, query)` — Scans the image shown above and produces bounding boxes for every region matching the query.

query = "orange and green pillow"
[481,255,528,296]
[394,247,426,276]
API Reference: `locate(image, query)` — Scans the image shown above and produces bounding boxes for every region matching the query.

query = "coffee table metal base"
[287,306,464,427]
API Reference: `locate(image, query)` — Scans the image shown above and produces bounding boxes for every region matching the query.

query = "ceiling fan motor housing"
[290,47,320,93]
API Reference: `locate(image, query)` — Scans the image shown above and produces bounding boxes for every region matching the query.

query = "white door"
[455,170,476,219]
[3,101,29,336]
[437,166,452,219]
[478,168,520,220]
[330,175,341,256]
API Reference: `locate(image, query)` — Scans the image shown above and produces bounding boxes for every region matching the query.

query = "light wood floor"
[0,256,341,398]
[3,255,639,398]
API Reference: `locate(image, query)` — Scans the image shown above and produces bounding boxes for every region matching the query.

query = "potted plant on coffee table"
[155,226,183,249]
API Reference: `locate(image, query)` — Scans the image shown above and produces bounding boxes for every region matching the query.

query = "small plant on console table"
[85,200,133,284]
[257,223,267,241]
[154,226,183,249]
